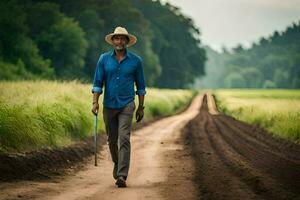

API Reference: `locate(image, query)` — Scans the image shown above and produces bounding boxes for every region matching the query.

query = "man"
[91,26,146,188]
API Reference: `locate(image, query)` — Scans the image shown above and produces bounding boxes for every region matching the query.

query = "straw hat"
[105,26,137,47]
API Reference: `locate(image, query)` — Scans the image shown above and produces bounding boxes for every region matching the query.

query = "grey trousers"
[103,101,135,180]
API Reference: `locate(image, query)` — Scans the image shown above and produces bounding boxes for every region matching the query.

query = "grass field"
[214,89,300,143]
[0,80,196,153]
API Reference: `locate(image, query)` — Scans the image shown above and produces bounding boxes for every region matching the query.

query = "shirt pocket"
[104,59,117,73]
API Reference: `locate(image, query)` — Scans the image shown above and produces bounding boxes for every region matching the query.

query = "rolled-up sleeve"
[91,54,105,94]
[135,58,146,96]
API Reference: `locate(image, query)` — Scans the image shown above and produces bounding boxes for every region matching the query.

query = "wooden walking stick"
[93,113,98,166]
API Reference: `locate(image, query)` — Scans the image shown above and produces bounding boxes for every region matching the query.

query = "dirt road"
[1,93,299,200]
[0,94,203,200]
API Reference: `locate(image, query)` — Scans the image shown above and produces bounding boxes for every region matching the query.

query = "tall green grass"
[144,88,196,118]
[0,80,196,153]
[214,89,300,142]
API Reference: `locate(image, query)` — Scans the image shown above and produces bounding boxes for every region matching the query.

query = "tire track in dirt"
[184,93,300,200]
[214,116,300,192]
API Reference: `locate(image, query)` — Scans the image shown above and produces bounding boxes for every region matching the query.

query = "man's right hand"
[91,102,99,115]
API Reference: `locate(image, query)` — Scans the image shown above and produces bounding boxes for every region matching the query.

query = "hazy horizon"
[163,0,300,52]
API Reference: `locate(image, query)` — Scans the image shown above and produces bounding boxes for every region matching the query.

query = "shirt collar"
[110,49,131,59]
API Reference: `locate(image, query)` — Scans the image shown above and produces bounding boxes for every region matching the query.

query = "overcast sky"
[162,0,300,52]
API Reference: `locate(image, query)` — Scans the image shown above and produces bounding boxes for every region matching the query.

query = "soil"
[185,94,300,200]
[0,93,299,200]
[0,94,202,200]
[0,133,107,181]
[0,94,195,182]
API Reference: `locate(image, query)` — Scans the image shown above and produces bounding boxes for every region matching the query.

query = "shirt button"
[117,77,119,79]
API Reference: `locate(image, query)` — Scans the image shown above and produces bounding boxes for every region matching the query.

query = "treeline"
[194,21,300,89]
[0,0,206,88]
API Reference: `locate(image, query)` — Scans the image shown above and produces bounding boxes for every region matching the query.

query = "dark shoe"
[113,162,118,180]
[115,176,127,188]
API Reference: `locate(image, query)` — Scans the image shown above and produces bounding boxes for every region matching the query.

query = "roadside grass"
[0,80,196,153]
[144,88,197,118]
[214,89,300,143]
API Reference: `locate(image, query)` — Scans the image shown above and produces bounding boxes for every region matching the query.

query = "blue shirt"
[91,49,146,109]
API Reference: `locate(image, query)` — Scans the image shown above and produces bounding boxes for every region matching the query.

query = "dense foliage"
[0,0,206,88]
[194,21,300,89]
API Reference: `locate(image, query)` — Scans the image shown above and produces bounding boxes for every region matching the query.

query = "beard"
[114,44,126,51]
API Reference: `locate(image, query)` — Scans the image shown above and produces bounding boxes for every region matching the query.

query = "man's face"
[112,35,129,51]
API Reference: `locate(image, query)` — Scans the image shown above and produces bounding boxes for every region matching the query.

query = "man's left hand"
[136,106,144,123]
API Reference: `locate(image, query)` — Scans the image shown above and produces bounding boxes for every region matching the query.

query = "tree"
[77,9,105,79]
[273,69,290,88]
[241,67,264,88]
[206,20,300,89]
[37,17,88,79]
[0,0,53,80]
[1,0,206,85]
[0,59,35,80]
[263,80,277,88]
[131,0,206,88]
[224,72,246,88]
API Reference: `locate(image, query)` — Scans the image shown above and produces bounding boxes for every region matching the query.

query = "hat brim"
[105,33,137,47]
